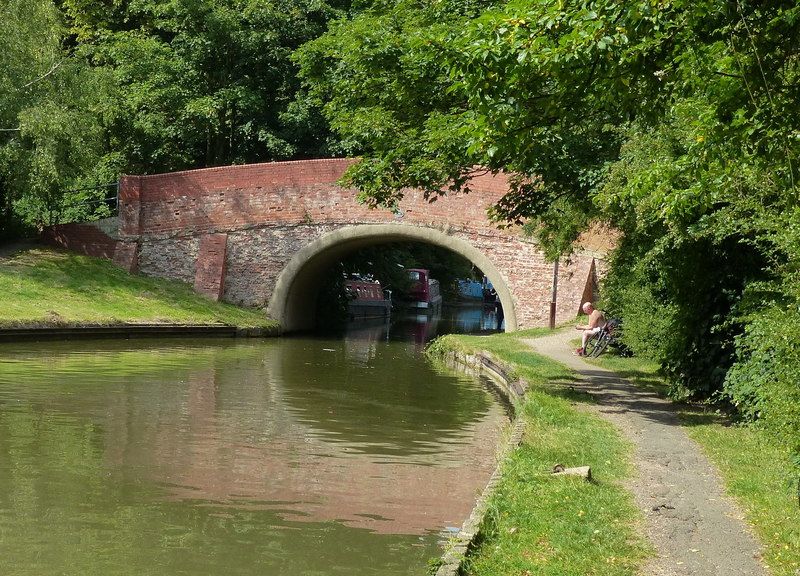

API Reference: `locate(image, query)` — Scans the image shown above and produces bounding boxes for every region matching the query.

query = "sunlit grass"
[682,417,800,576]
[591,351,800,576]
[428,334,651,576]
[0,248,277,329]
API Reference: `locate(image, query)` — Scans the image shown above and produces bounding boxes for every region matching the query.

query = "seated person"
[574,301,606,356]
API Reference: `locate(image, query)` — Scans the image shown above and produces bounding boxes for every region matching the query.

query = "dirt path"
[524,329,767,576]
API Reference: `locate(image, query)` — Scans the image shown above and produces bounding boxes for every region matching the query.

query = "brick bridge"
[47,158,605,332]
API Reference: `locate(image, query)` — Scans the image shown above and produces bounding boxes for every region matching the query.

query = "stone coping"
[0,323,282,342]
[433,349,528,576]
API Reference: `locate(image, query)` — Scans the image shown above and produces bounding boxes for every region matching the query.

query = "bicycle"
[583,318,623,358]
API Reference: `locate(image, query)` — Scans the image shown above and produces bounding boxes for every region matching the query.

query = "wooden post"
[549,260,559,329]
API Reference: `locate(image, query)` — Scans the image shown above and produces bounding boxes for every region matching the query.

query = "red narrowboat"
[407,269,442,311]
[345,278,392,320]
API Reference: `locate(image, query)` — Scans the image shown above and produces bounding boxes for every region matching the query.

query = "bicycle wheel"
[583,331,604,357]
[588,332,611,357]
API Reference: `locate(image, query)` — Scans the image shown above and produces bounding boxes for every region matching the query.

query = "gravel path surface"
[524,329,767,576]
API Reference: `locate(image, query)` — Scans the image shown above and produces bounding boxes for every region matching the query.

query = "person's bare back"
[575,301,606,355]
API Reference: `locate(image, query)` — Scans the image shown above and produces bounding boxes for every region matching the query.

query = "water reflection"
[437,304,505,333]
[0,336,508,576]
[349,304,504,349]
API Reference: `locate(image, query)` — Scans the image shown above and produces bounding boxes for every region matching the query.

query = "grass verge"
[0,248,278,330]
[427,332,651,576]
[590,351,800,576]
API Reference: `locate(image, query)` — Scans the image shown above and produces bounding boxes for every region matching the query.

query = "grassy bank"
[0,248,278,330]
[589,352,800,576]
[427,331,650,576]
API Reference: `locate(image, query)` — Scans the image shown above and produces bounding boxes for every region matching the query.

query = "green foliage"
[61,0,351,173]
[301,0,800,460]
[0,0,117,231]
[724,303,800,459]
[1,0,355,233]
[602,229,768,400]
[296,0,505,207]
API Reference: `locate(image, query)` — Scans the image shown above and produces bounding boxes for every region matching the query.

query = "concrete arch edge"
[267,223,517,333]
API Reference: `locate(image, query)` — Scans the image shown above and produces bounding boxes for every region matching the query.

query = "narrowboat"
[345,278,392,320]
[407,268,443,311]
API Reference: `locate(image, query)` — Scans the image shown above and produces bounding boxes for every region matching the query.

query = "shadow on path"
[523,329,766,576]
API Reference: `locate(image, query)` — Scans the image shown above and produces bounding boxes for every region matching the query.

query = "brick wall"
[119,159,512,240]
[42,223,118,260]
[112,159,605,330]
[194,234,228,300]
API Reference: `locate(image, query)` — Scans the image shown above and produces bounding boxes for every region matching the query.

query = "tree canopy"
[0,0,352,234]
[0,0,116,231]
[58,0,353,173]
[298,0,800,459]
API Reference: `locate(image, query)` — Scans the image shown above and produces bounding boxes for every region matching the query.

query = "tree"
[0,0,117,233]
[298,0,800,421]
[59,0,354,174]
[1,0,362,234]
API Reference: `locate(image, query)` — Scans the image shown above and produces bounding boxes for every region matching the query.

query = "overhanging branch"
[20,58,66,90]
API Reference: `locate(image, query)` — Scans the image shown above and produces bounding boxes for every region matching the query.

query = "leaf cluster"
[300,0,800,458]
[0,0,118,231]
[1,0,355,231]
[60,0,352,172]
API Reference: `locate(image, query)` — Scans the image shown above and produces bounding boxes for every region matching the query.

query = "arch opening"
[267,224,517,333]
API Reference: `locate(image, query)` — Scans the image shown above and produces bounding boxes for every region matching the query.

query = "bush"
[602,232,764,400]
[723,305,800,463]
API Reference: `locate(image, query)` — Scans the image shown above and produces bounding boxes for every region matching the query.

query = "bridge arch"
[267,224,517,333]
[44,159,603,331]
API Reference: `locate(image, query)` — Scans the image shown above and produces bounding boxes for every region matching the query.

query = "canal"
[0,305,507,575]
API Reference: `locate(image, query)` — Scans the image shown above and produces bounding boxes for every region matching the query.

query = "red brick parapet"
[117,158,512,240]
[42,223,118,260]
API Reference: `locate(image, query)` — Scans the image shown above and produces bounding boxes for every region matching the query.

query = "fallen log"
[552,464,592,481]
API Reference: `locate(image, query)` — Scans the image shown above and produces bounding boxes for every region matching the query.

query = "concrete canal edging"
[431,348,529,576]
[0,323,282,342]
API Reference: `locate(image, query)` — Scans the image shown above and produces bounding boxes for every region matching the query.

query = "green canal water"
[0,315,508,575]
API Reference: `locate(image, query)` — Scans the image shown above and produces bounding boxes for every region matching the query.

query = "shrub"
[602,232,764,400]
[723,304,800,464]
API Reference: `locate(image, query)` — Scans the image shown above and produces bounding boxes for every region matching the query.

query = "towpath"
[523,328,766,576]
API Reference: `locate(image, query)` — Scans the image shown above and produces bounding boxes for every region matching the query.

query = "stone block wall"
[223,225,337,308]
[137,237,200,284]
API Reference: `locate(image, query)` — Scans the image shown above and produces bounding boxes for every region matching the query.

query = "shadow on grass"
[586,350,732,429]
[602,369,666,391]
[546,382,597,404]
[678,409,732,428]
